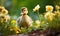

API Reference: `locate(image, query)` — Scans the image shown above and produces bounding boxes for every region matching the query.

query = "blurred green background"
[0,0,60,16]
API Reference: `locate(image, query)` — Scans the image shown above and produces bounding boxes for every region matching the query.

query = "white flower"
[33,4,40,12]
[46,5,53,12]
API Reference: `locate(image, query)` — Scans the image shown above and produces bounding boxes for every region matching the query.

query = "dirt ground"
[8,29,60,36]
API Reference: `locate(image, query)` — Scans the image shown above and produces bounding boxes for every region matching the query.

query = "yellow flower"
[3,17,7,22]
[2,9,8,14]
[15,31,19,33]
[10,27,20,33]
[11,20,16,24]
[45,12,53,21]
[0,15,7,22]
[0,6,5,12]
[13,27,20,33]
[46,5,53,12]
[0,14,10,22]
[35,20,40,28]
[54,11,60,17]
[33,4,40,12]
[55,5,60,10]
[48,16,53,21]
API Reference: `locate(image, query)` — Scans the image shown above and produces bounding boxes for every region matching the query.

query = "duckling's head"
[21,7,28,15]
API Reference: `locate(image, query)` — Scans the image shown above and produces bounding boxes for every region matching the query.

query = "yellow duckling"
[16,7,33,28]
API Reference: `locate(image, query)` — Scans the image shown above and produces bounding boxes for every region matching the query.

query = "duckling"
[16,7,33,28]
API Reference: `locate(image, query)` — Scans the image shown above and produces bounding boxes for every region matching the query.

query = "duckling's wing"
[16,16,22,26]
[26,15,33,26]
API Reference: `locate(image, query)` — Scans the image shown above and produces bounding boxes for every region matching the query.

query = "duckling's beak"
[21,12,27,15]
[21,11,28,15]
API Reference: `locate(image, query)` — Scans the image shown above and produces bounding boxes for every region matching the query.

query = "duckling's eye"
[23,10,26,11]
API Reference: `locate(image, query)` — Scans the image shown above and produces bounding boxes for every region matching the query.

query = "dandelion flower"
[11,20,16,24]
[2,9,8,14]
[33,4,40,12]
[46,5,53,12]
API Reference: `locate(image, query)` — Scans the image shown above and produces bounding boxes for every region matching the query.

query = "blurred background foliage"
[0,0,60,16]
